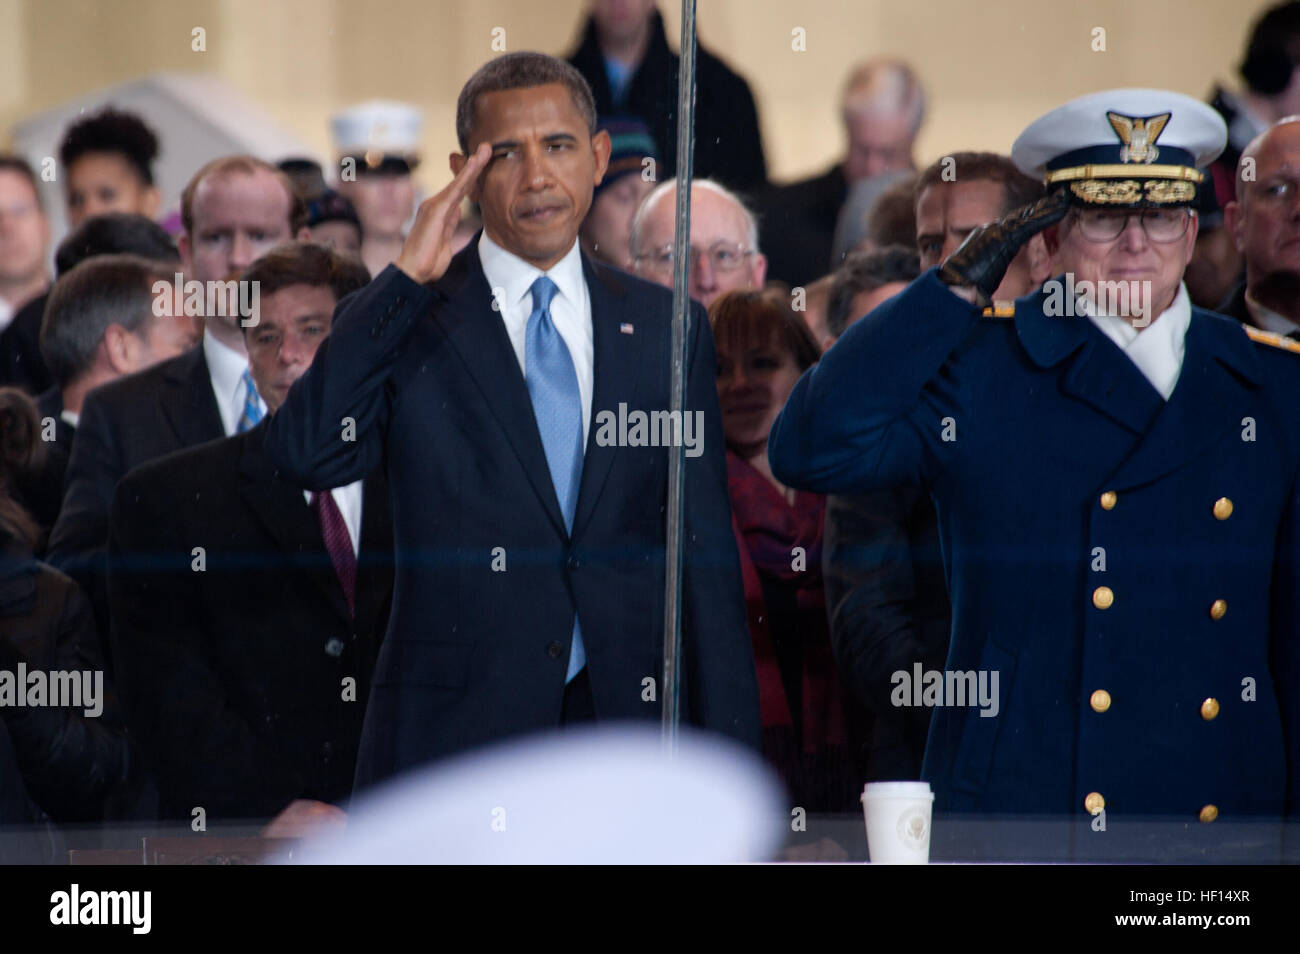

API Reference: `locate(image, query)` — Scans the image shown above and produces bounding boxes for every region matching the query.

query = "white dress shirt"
[1244,290,1300,337]
[0,298,13,335]
[478,231,594,448]
[204,332,265,437]
[302,482,364,557]
[1082,283,1192,401]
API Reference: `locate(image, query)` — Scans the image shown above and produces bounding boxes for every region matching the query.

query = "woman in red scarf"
[710,289,863,813]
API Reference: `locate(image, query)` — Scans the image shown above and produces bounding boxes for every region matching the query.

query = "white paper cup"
[861,781,934,864]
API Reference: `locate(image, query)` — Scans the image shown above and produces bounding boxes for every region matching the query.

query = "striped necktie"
[237,367,264,433]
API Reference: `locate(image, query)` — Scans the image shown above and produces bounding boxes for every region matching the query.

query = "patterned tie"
[312,490,356,617]
[525,276,586,681]
[237,367,264,433]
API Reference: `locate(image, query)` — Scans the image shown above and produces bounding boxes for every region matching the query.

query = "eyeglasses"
[634,240,754,274]
[1070,207,1194,244]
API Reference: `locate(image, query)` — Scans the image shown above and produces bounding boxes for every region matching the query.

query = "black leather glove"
[938,187,1072,305]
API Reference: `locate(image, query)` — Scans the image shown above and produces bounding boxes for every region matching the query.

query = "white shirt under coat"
[1081,282,1192,401]
[204,331,266,438]
[478,231,594,449]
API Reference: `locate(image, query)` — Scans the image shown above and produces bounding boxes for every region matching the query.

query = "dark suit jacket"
[759,164,847,287]
[1216,282,1252,325]
[823,486,951,782]
[568,9,767,194]
[107,421,393,821]
[772,270,1300,860]
[0,532,136,824]
[47,343,223,654]
[264,241,761,789]
[0,292,52,395]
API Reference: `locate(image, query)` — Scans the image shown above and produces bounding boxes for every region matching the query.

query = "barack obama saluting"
[265,52,760,789]
[770,89,1300,861]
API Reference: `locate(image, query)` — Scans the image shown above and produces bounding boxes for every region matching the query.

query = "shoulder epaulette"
[1244,325,1300,354]
[981,302,1016,319]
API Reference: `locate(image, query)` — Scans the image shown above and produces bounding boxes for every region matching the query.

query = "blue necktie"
[237,367,264,433]
[525,276,586,682]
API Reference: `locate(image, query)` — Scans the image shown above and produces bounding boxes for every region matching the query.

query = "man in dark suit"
[18,253,200,540]
[46,157,309,643]
[108,243,387,827]
[1220,118,1300,332]
[567,1,766,194]
[771,90,1300,861]
[0,212,180,398]
[265,51,760,790]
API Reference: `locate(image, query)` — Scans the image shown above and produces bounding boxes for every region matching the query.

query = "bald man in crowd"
[629,178,766,307]
[1220,117,1300,332]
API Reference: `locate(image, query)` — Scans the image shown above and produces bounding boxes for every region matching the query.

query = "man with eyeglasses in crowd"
[628,178,765,306]
[1220,117,1300,333]
[769,89,1300,862]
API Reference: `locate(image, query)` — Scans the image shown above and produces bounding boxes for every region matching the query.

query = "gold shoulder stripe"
[981,303,1016,318]
[1244,325,1300,354]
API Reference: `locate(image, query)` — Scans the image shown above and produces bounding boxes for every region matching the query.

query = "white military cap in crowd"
[331,99,423,172]
[1011,88,1227,206]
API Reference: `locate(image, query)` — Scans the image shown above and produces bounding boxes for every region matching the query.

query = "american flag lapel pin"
[620,322,634,335]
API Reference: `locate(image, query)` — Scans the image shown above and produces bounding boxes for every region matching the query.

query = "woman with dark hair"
[709,289,863,814]
[0,387,136,835]
[58,107,161,227]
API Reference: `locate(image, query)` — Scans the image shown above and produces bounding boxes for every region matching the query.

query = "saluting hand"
[938,188,1072,306]
[394,142,492,285]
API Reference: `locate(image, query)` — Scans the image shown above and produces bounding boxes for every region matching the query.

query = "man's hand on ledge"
[261,798,347,840]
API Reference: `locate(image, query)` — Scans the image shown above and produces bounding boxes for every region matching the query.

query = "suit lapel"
[572,258,643,538]
[237,424,352,622]
[160,344,225,448]
[1108,311,1262,488]
[433,241,568,536]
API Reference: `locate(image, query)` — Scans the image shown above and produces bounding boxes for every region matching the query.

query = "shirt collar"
[1078,282,1191,348]
[1132,282,1191,356]
[203,331,251,404]
[1244,289,1300,336]
[478,230,585,314]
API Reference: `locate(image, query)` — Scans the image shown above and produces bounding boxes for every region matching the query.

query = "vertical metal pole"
[661,0,697,754]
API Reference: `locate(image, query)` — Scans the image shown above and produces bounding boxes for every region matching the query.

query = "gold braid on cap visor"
[1045,164,1202,205]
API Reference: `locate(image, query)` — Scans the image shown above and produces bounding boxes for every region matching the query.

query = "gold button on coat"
[1200,698,1220,721]
[1100,491,1117,510]
[1090,689,1111,712]
[1210,599,1227,620]
[1092,586,1114,610]
[1213,497,1233,520]
[1084,792,1105,814]
[1199,804,1219,823]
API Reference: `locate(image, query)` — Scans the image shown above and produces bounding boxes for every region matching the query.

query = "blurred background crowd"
[0,0,1291,860]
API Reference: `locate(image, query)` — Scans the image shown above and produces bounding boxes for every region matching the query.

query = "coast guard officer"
[769,89,1300,861]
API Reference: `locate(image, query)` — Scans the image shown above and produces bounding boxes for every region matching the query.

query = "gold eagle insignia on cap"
[1107,112,1170,164]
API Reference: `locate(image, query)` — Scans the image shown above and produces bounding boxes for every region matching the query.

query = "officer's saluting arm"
[768,191,1070,495]
[264,144,491,490]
